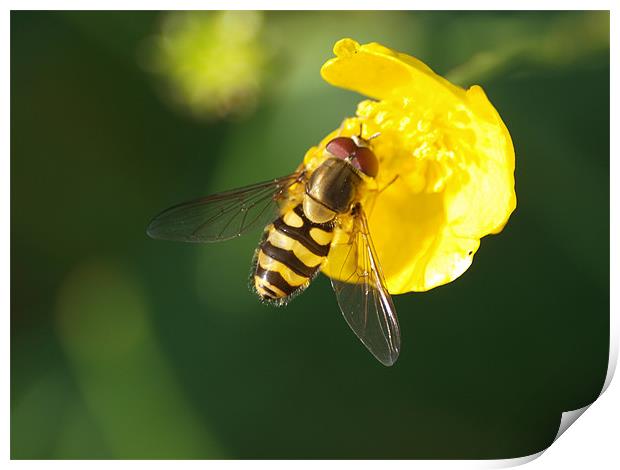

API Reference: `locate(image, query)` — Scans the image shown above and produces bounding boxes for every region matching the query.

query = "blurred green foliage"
[11,11,609,459]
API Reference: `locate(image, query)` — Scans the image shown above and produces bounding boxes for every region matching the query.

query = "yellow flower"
[305,39,516,294]
[151,11,267,119]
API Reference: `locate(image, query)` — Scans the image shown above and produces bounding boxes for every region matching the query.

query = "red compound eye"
[325,135,379,177]
[354,147,379,177]
[326,136,357,159]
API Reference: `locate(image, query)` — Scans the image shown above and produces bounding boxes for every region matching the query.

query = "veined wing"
[147,173,303,243]
[329,204,401,366]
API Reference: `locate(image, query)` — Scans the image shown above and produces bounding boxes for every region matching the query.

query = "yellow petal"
[321,38,466,107]
[444,86,516,237]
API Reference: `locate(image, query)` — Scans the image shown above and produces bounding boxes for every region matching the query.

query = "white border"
[4,3,11,467]
[3,1,617,11]
[5,3,617,468]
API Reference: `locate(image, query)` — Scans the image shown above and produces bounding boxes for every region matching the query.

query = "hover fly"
[147,132,401,366]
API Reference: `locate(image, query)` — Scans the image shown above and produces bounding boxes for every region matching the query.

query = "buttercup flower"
[151,11,267,118]
[305,39,516,294]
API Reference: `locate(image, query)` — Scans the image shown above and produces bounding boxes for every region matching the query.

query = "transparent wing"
[329,205,401,366]
[146,173,303,243]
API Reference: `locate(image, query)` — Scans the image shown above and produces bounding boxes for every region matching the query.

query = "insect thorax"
[304,158,363,222]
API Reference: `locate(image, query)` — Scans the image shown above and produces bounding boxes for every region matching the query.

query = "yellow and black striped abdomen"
[254,204,333,303]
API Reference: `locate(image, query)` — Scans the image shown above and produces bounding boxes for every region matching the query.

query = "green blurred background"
[11,11,609,459]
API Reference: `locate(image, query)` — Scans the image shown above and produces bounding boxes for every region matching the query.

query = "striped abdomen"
[254,204,334,303]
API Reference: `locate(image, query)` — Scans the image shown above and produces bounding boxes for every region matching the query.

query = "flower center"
[355,98,472,195]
